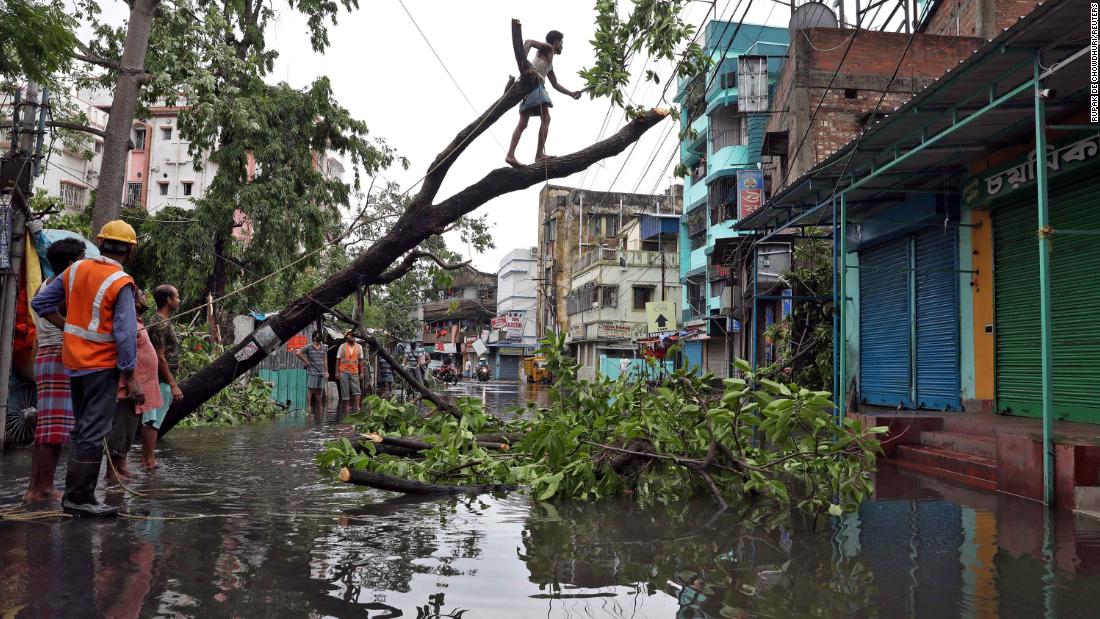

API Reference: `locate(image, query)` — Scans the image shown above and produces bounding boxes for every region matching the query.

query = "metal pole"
[1034,54,1055,506]
[660,247,666,301]
[832,196,840,412]
[751,245,758,371]
[838,192,848,420]
[33,88,48,177]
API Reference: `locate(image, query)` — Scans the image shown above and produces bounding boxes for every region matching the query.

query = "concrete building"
[674,20,789,377]
[489,247,539,380]
[535,184,683,341]
[566,211,681,381]
[415,269,497,370]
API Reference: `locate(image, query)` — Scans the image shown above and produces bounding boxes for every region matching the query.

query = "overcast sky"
[92,0,797,272]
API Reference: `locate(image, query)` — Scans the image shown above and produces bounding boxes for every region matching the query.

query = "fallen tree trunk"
[340,467,517,495]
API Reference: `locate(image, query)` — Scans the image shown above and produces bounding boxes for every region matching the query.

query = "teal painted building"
[676,21,788,377]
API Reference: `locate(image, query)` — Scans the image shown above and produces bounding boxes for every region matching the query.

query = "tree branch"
[411,19,540,209]
[375,250,470,285]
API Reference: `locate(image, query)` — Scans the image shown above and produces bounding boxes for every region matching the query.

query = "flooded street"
[2,382,1100,617]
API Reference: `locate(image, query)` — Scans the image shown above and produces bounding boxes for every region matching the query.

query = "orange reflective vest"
[60,257,135,371]
[337,343,362,375]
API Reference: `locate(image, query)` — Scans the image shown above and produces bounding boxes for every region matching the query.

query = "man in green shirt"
[143,284,183,470]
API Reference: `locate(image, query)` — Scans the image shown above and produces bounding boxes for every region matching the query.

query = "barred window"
[60,183,86,210]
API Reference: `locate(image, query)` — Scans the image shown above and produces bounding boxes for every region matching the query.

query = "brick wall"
[922,0,1039,39]
[764,27,981,192]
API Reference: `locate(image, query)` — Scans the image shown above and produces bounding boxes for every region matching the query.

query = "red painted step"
[894,445,997,490]
[919,431,997,459]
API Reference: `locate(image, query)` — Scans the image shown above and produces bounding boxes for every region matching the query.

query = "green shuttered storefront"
[992,171,1100,423]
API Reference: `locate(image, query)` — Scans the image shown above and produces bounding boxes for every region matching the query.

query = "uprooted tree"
[160,4,711,435]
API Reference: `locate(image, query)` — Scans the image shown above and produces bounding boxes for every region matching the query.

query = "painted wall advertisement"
[737,169,764,219]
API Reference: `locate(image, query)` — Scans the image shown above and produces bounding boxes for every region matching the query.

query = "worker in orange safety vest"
[335,331,365,420]
[32,220,144,517]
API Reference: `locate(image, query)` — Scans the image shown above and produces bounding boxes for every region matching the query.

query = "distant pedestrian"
[377,355,394,398]
[106,289,162,481]
[141,284,184,469]
[23,237,85,502]
[336,331,365,419]
[295,330,329,420]
[32,220,142,517]
[463,358,472,380]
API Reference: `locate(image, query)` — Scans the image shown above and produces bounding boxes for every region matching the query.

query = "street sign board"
[645,301,678,334]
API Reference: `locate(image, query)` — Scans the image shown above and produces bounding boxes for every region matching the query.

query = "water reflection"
[1,407,1100,617]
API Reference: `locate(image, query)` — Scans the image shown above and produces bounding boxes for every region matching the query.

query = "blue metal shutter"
[859,238,913,407]
[683,341,703,375]
[915,226,961,410]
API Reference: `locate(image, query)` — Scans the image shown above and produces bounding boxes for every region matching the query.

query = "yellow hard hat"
[97,220,137,245]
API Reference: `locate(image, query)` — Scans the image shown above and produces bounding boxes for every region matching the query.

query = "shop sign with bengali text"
[964,133,1100,208]
[737,170,764,219]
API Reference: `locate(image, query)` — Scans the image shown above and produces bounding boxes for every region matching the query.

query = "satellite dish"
[790,2,838,32]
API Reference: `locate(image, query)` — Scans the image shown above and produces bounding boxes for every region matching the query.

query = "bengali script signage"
[737,170,764,219]
[964,133,1100,207]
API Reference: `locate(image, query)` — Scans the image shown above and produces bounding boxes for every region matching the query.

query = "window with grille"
[709,105,746,151]
[161,127,172,140]
[133,127,146,150]
[600,286,618,308]
[60,183,85,210]
[158,182,169,196]
[182,182,193,196]
[126,182,142,207]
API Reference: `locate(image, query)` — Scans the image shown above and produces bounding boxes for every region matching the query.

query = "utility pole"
[0,83,39,451]
[660,245,666,301]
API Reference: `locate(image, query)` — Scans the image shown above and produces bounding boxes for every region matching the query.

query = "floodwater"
[2,382,1100,618]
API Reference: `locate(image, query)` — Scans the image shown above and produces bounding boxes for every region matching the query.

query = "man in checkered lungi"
[24,238,85,502]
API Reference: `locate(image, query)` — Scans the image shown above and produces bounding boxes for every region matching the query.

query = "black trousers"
[107,399,139,460]
[69,369,120,462]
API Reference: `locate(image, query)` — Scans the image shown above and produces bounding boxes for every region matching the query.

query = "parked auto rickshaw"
[523,356,551,384]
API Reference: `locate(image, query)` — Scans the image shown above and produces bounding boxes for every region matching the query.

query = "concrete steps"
[919,430,997,459]
[894,444,998,491]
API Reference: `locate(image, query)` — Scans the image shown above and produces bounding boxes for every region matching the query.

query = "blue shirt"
[31,266,137,374]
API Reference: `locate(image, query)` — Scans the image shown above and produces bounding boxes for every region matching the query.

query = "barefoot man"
[505,30,582,168]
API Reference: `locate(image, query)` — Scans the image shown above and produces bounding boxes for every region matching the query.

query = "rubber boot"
[62,454,118,518]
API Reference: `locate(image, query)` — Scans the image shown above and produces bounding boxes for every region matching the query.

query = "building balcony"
[421,298,495,324]
[684,177,708,211]
[572,248,680,275]
[706,145,753,182]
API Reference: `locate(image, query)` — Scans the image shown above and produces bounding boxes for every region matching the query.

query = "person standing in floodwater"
[32,220,144,517]
[295,330,329,420]
[336,332,365,420]
[141,284,183,470]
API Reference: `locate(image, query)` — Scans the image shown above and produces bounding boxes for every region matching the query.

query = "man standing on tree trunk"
[31,220,143,517]
[505,30,582,168]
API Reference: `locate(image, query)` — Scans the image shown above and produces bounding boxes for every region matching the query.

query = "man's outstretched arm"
[548,70,581,99]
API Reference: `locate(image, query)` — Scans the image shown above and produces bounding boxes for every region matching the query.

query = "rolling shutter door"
[706,340,729,378]
[915,226,961,410]
[684,341,704,374]
[859,238,913,408]
[994,176,1100,422]
[498,355,520,381]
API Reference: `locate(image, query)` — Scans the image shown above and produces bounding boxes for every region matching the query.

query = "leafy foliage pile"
[320,334,883,515]
[172,325,283,428]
